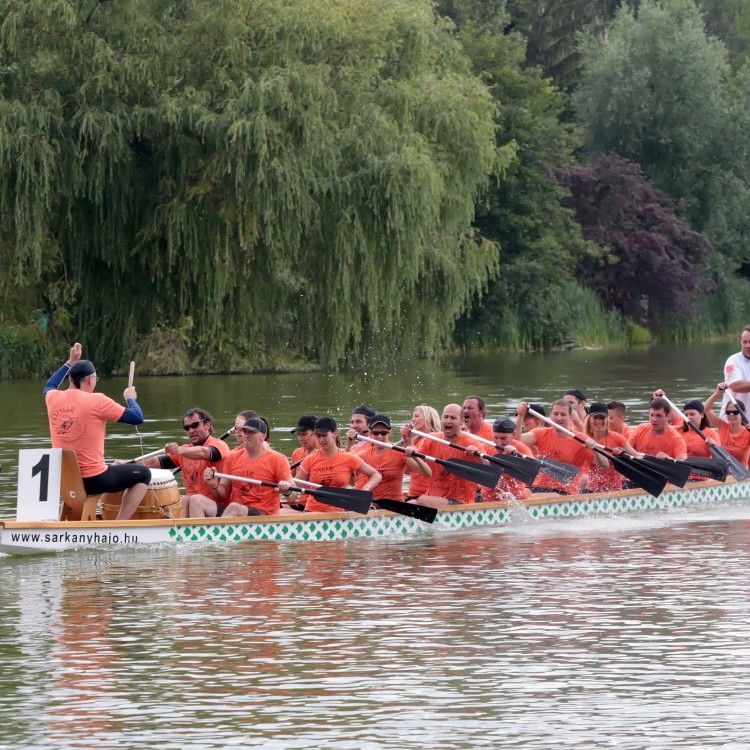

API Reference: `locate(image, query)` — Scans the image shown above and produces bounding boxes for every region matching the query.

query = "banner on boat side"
[16,448,63,521]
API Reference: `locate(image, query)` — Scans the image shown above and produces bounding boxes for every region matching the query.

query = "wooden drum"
[101,469,182,520]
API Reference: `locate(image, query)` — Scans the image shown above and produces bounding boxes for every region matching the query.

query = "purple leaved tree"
[558,154,714,326]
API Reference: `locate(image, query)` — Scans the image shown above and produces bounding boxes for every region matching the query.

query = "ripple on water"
[3,514,750,748]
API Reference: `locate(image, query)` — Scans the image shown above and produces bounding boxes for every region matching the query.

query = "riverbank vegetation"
[2,0,750,376]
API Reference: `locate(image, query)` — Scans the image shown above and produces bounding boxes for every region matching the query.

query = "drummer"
[43,342,151,520]
[141,407,231,510]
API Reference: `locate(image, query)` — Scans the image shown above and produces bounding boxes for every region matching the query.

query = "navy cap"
[314,416,338,434]
[291,414,318,433]
[565,388,587,402]
[588,402,608,415]
[241,417,268,434]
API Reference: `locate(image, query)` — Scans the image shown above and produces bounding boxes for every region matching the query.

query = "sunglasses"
[726,410,741,416]
[183,419,207,431]
[371,430,390,436]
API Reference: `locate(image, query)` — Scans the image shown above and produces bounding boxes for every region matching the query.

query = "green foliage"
[696,0,750,65]
[445,14,599,348]
[573,0,730,229]
[627,323,652,345]
[0,324,53,378]
[0,0,502,371]
[506,0,620,89]
[660,258,750,341]
[459,279,625,350]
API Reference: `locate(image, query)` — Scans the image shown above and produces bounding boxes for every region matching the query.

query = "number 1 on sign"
[16,448,63,521]
[31,454,50,504]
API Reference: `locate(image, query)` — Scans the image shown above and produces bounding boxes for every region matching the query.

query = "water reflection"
[2,509,750,747]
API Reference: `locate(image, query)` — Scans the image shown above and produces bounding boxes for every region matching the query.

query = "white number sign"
[16,448,63,521]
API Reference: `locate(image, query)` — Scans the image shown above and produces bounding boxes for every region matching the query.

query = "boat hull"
[1,477,748,555]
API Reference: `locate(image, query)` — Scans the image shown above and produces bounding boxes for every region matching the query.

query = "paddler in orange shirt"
[480,417,533,502]
[629,397,688,460]
[516,399,598,496]
[403,403,485,508]
[345,405,376,454]
[462,395,495,441]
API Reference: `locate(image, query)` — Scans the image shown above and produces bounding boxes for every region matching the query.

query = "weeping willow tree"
[0,0,508,372]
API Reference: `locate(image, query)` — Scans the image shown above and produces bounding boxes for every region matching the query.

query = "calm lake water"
[2,343,750,749]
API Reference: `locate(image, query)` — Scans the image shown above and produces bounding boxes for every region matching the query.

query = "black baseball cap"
[565,388,587,402]
[369,414,391,429]
[241,417,268,434]
[291,414,318,433]
[588,402,608,415]
[314,416,338,434]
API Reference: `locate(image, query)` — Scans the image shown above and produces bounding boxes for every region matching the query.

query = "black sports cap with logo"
[291,414,318,433]
[241,417,268,434]
[313,416,338,434]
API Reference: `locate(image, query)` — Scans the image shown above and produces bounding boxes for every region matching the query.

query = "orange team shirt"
[423,431,484,504]
[356,446,410,501]
[629,424,687,458]
[583,431,629,493]
[220,449,292,515]
[406,436,432,498]
[301,450,365,513]
[718,421,750,466]
[613,424,634,441]
[291,446,317,477]
[466,422,495,442]
[46,389,126,477]
[170,435,231,496]
[480,440,534,502]
[682,426,720,458]
[528,427,593,494]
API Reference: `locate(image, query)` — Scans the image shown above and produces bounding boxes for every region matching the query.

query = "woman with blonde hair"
[582,402,639,492]
[402,404,441,500]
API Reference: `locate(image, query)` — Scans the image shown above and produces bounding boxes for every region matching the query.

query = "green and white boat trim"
[2,474,748,556]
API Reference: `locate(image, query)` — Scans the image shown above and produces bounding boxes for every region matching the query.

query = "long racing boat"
[2,469,749,555]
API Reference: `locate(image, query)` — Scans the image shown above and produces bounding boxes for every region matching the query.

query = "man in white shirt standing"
[722,326,750,417]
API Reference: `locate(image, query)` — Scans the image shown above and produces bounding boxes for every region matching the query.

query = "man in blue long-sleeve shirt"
[44,342,151,520]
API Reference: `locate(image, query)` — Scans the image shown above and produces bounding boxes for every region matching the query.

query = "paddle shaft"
[218,473,372,514]
[410,429,492,462]
[402,430,505,488]
[130,447,166,462]
[128,361,135,389]
[215,472,278,489]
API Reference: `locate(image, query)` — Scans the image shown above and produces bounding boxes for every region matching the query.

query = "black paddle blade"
[439,457,505,489]
[603,452,668,498]
[710,444,750,481]
[636,456,691,488]
[680,455,729,482]
[536,456,580,483]
[486,453,540,485]
[305,487,372,515]
[375,499,437,523]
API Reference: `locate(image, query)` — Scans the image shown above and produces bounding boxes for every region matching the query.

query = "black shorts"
[83,465,152,495]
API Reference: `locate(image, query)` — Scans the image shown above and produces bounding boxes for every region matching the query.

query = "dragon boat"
[1,445,749,555]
